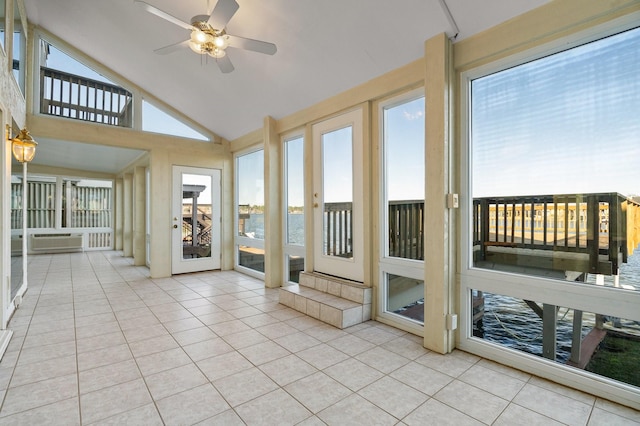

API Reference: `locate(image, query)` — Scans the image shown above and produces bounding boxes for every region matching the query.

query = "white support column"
[123,173,134,257]
[115,178,124,250]
[133,166,146,266]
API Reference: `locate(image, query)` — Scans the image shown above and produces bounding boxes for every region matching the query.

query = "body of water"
[242,213,304,245]
[480,246,640,362]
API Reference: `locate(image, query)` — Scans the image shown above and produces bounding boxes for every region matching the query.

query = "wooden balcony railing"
[473,193,640,275]
[40,66,133,127]
[324,202,353,257]
[389,200,424,260]
[324,200,425,261]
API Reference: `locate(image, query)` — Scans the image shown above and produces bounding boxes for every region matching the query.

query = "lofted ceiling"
[23,0,549,173]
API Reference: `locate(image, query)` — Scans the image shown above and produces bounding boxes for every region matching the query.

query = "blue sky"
[472,26,640,198]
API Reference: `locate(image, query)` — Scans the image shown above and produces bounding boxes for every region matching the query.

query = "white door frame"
[172,165,221,274]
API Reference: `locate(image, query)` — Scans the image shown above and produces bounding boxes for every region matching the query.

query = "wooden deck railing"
[324,200,424,261]
[40,67,133,127]
[324,202,353,257]
[389,200,424,260]
[473,193,640,275]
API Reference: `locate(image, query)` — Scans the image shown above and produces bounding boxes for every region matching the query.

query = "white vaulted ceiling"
[23,0,549,170]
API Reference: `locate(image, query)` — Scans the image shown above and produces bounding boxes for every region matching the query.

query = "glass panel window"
[12,0,25,94]
[142,100,209,141]
[386,273,424,323]
[180,173,212,259]
[237,150,265,239]
[470,26,640,291]
[284,135,305,283]
[236,149,265,275]
[238,246,265,273]
[39,40,133,127]
[0,0,5,51]
[383,96,425,260]
[285,136,304,246]
[62,179,112,228]
[322,126,353,258]
[473,289,640,389]
[287,255,304,283]
[11,176,56,229]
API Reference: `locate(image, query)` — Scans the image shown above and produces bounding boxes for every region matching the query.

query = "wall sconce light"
[7,125,38,163]
[6,123,38,299]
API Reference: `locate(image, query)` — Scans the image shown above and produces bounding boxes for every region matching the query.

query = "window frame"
[234,146,266,279]
[458,14,640,405]
[282,131,305,284]
[376,88,426,334]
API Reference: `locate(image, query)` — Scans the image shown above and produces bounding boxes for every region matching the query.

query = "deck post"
[542,303,557,361]
[570,309,583,364]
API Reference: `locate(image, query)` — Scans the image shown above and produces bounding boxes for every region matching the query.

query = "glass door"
[172,166,221,274]
[312,109,363,282]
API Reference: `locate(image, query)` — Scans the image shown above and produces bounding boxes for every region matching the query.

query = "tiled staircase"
[279,272,372,329]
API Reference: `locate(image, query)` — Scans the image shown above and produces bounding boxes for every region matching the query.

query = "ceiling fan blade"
[208,0,239,30]
[135,1,193,30]
[227,35,277,55]
[154,40,189,55]
[216,54,235,73]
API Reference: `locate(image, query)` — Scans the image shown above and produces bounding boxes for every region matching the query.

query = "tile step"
[279,284,371,329]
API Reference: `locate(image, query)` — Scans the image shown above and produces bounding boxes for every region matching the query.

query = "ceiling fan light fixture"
[188,40,206,54]
[213,35,228,49]
[190,29,212,44]
[209,48,226,59]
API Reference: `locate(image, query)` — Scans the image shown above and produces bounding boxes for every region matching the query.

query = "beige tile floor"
[0,251,638,425]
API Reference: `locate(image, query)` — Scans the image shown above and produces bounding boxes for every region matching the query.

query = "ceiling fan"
[134,0,277,73]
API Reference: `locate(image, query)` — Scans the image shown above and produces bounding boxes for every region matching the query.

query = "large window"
[378,91,425,329]
[235,149,265,276]
[11,175,113,249]
[462,23,640,400]
[12,0,25,94]
[284,135,304,283]
[39,40,132,127]
[0,0,5,52]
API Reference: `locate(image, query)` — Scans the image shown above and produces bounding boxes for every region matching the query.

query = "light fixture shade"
[213,35,228,49]
[189,40,205,54]
[208,48,226,59]
[11,128,38,163]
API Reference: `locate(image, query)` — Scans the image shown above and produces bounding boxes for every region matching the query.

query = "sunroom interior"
[0,0,639,421]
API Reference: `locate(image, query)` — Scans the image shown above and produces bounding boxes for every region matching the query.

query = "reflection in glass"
[322,126,352,258]
[472,289,640,389]
[285,136,304,246]
[287,255,304,283]
[12,0,25,93]
[10,177,23,296]
[0,0,5,51]
[383,96,425,260]
[471,27,640,292]
[181,174,213,259]
[237,150,264,239]
[386,273,424,323]
[238,246,265,272]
